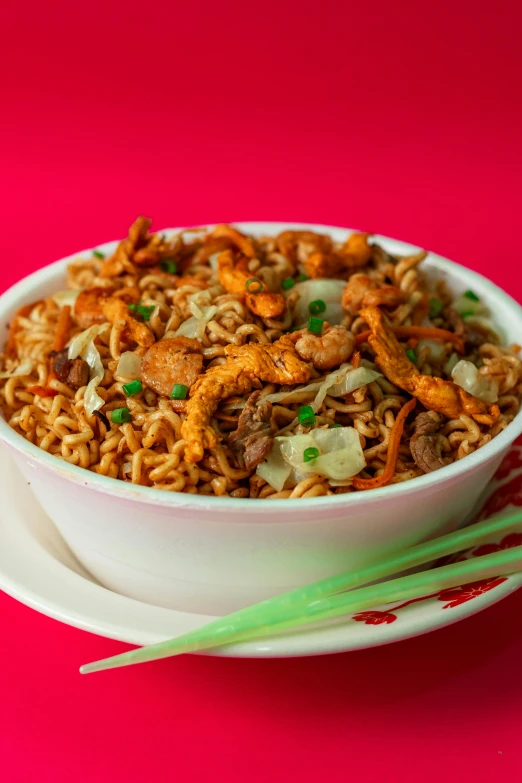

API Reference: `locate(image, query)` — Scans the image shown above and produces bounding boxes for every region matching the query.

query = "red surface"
[1,1,522,780]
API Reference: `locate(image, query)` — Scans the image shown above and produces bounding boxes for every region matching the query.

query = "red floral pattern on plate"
[352,611,397,625]
[352,441,522,626]
[437,577,508,608]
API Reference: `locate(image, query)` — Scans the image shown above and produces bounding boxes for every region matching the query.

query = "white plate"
[2,442,522,658]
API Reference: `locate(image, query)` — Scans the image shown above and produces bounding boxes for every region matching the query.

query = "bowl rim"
[1,220,522,513]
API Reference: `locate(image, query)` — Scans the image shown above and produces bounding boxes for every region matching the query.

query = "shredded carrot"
[6,302,39,358]
[355,326,465,354]
[53,305,72,352]
[352,397,417,490]
[351,350,361,368]
[26,386,58,398]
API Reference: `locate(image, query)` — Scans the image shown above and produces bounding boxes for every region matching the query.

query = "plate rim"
[1,447,521,659]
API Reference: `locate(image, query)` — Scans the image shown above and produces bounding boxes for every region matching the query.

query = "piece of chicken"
[74,287,140,329]
[141,337,203,397]
[181,335,312,463]
[102,297,155,348]
[100,216,182,277]
[360,306,500,425]
[210,224,257,259]
[217,250,286,319]
[276,230,333,267]
[304,233,373,279]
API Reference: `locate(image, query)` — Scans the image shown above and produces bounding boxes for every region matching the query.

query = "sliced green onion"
[281,277,295,290]
[429,298,443,319]
[123,380,143,397]
[298,405,316,428]
[160,259,177,274]
[171,384,189,400]
[297,273,309,282]
[128,303,155,321]
[246,278,264,294]
[406,348,417,363]
[92,250,105,259]
[309,299,326,316]
[303,447,320,463]
[112,407,132,424]
[464,290,479,301]
[308,317,324,335]
[330,423,342,428]
[460,310,475,319]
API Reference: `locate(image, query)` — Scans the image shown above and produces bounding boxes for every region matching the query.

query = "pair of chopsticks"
[81,510,522,674]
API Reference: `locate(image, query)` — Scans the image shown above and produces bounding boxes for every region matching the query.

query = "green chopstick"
[81,510,522,674]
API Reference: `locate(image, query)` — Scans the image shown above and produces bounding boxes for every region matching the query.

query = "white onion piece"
[452,294,488,318]
[290,279,346,325]
[416,339,446,362]
[116,351,142,380]
[258,427,366,489]
[451,360,499,402]
[68,325,102,361]
[261,363,381,411]
[255,440,292,492]
[0,358,34,379]
[52,289,80,308]
[83,375,105,416]
[302,427,366,480]
[175,304,217,341]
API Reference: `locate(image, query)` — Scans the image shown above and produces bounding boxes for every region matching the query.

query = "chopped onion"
[175,303,217,341]
[257,427,366,489]
[0,358,34,379]
[452,294,488,318]
[116,351,142,380]
[52,289,80,308]
[261,363,381,411]
[451,359,499,402]
[68,325,102,361]
[416,339,446,362]
[83,375,105,416]
[256,439,292,492]
[290,279,345,325]
[67,324,105,381]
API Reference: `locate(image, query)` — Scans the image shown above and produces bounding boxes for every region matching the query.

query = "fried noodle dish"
[1,219,521,499]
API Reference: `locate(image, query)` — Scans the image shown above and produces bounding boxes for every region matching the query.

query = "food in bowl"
[1,218,521,500]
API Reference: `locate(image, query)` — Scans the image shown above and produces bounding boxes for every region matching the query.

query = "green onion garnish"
[92,250,105,259]
[309,299,326,316]
[160,259,177,274]
[281,277,295,290]
[330,423,342,428]
[112,407,132,424]
[123,380,143,397]
[246,278,264,294]
[406,348,417,363]
[464,290,479,301]
[460,310,475,319]
[297,273,309,282]
[303,447,320,463]
[128,303,155,321]
[171,384,189,400]
[308,317,324,335]
[429,298,442,319]
[298,405,316,428]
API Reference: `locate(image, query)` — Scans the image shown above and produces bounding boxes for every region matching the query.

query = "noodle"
[1,220,521,498]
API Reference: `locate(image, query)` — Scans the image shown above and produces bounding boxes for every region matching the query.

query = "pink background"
[1,1,522,780]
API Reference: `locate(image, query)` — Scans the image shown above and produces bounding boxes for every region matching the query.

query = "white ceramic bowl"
[1,222,522,616]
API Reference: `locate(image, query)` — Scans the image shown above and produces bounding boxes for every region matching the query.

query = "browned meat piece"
[141,337,203,397]
[51,350,90,390]
[228,391,275,470]
[409,411,449,473]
